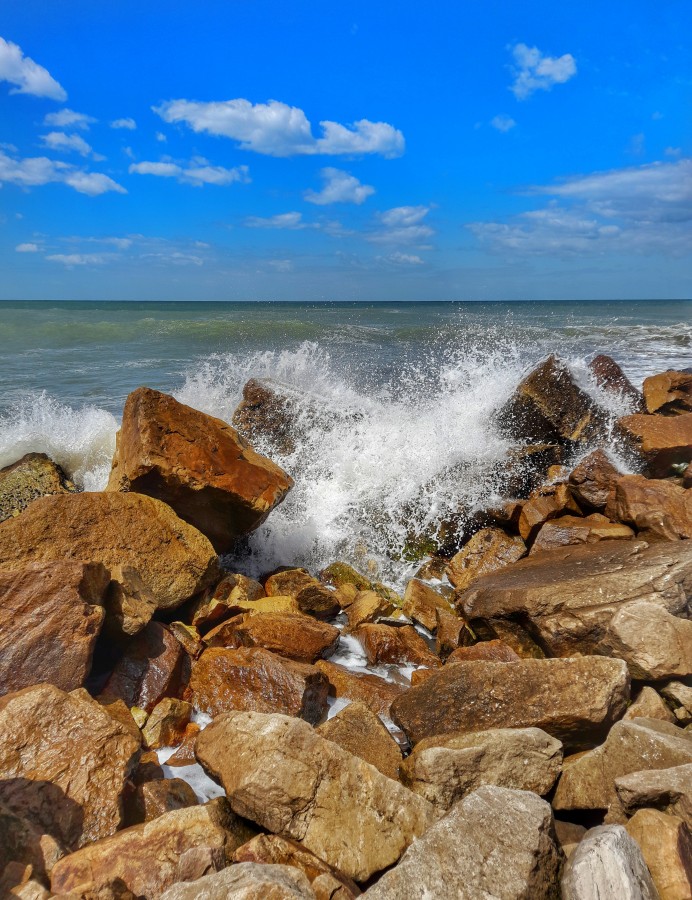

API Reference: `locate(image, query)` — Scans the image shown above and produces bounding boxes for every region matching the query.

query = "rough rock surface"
[589,354,644,410]
[354,623,440,669]
[316,700,403,780]
[446,528,526,593]
[617,412,692,476]
[104,622,186,713]
[605,474,692,540]
[141,699,192,750]
[446,639,520,663]
[598,600,692,679]
[107,387,293,552]
[345,590,392,630]
[643,370,692,415]
[625,809,692,900]
[212,612,340,663]
[400,727,563,810]
[518,483,582,542]
[615,764,692,825]
[0,803,63,887]
[0,684,140,851]
[401,578,454,631]
[0,453,76,523]
[363,785,562,900]
[314,660,405,718]
[561,824,659,900]
[189,574,266,631]
[390,656,630,748]
[530,514,634,554]
[624,687,676,724]
[196,711,436,882]
[0,561,109,696]
[127,778,199,825]
[0,491,219,635]
[232,376,323,456]
[189,647,329,724]
[459,540,692,657]
[568,449,622,510]
[160,862,315,900]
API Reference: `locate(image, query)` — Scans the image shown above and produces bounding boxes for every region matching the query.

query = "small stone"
[435,607,474,659]
[209,611,340,664]
[530,514,633,554]
[141,698,192,750]
[126,778,199,825]
[446,639,520,663]
[346,590,392,630]
[104,622,185,713]
[568,449,622,510]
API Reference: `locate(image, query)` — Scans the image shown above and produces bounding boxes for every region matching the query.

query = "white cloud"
[44,108,96,129]
[128,159,250,186]
[490,114,516,132]
[379,251,425,265]
[268,259,294,272]
[154,98,404,158]
[0,149,126,195]
[305,167,375,205]
[140,251,204,266]
[509,43,577,100]
[46,253,111,266]
[15,242,39,252]
[0,37,66,101]
[665,147,682,158]
[111,117,136,130]
[368,205,434,245]
[244,211,307,229]
[40,131,93,157]
[155,131,167,142]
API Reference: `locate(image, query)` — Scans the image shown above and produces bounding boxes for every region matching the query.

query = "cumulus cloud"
[379,251,425,265]
[154,98,404,158]
[111,117,136,130]
[491,114,516,132]
[509,43,577,100]
[44,108,96,129]
[0,149,126,195]
[244,211,307,229]
[367,205,434,245]
[128,158,250,186]
[40,132,93,157]
[304,167,375,205]
[0,37,66,100]
[15,242,39,252]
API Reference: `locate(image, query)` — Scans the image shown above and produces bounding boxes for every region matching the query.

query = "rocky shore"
[0,355,691,899]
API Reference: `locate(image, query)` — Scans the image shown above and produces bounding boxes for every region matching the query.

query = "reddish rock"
[232,377,308,455]
[617,412,692,476]
[568,449,622,509]
[166,724,201,768]
[446,639,520,663]
[107,387,293,552]
[643,369,692,415]
[316,700,403,780]
[0,452,76,524]
[354,624,440,669]
[126,779,198,826]
[605,474,692,540]
[530,513,634,554]
[189,573,266,631]
[345,590,393,630]
[167,622,203,659]
[206,611,340,663]
[265,568,340,620]
[435,608,474,659]
[97,695,144,746]
[314,660,405,718]
[446,528,526,592]
[104,622,186,713]
[589,354,644,410]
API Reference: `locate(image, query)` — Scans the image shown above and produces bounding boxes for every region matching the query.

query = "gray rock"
[561,825,659,899]
[159,863,315,899]
[615,764,692,825]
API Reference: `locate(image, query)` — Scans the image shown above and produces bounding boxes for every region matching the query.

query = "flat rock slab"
[354,624,440,669]
[363,785,562,900]
[215,611,340,663]
[561,825,659,900]
[196,711,436,882]
[160,862,315,900]
[390,656,629,749]
[615,763,692,825]
[459,540,692,657]
[0,561,109,696]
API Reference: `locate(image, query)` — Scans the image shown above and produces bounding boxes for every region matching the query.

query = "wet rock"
[363,785,563,900]
[195,711,436,882]
[553,718,692,820]
[319,562,371,592]
[353,624,440,669]
[568,449,622,510]
[127,778,198,825]
[446,639,520,663]
[96,696,144,746]
[615,764,692,825]
[0,684,139,851]
[160,862,315,900]
[518,483,583,543]
[459,541,692,657]
[265,568,341,620]
[50,799,253,899]
[232,376,317,456]
[345,590,393,630]
[401,579,454,632]
[166,724,201,768]
[189,646,329,724]
[212,612,340,663]
[390,656,629,749]
[400,727,562,810]
[446,528,526,594]
[107,387,293,552]
[643,370,692,415]
[435,608,475,659]
[0,561,109,696]
[104,622,186,713]
[316,700,403,780]
[626,809,692,900]
[167,622,204,659]
[314,660,405,719]
[0,452,76,523]
[605,474,692,540]
[189,574,266,631]
[624,687,676,724]
[499,443,565,499]
[617,412,692,477]
[530,513,634,554]
[561,824,659,900]
[589,354,644,410]
[0,492,219,636]
[141,699,192,750]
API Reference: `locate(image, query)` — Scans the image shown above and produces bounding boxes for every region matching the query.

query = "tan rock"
[446,639,520,663]
[0,452,76,523]
[189,647,328,724]
[615,764,692,825]
[400,727,562,810]
[195,711,436,882]
[168,622,203,659]
[363,785,563,900]
[126,779,198,826]
[107,387,293,552]
[50,799,254,899]
[0,561,109,696]
[97,696,144,746]
[626,809,692,900]
[661,682,692,721]
[209,612,340,663]
[189,573,266,631]
[435,607,474,659]
[624,687,676,724]
[446,528,526,593]
[530,513,634,554]
[390,656,630,749]
[643,370,692,415]
[314,660,405,719]
[589,354,644,410]
[401,579,454,632]
[160,862,315,900]
[617,411,692,476]
[598,600,692,679]
[554,820,586,860]
[354,624,440,669]
[104,622,185,713]
[142,699,192,750]
[518,483,583,543]
[266,568,340,619]
[0,684,140,851]
[345,590,392,630]
[568,449,622,510]
[561,824,659,900]
[605,474,692,540]
[0,492,219,635]
[316,701,402,780]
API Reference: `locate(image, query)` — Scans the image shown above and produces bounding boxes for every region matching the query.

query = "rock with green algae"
[0,452,76,523]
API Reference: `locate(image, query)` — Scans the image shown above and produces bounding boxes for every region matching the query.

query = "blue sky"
[1,0,690,300]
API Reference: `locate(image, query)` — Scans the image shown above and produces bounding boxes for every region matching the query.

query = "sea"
[1,299,690,589]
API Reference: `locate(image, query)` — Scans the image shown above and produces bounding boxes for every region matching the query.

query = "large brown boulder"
[314,660,405,719]
[0,453,76,523]
[0,684,140,851]
[568,449,621,510]
[390,656,629,748]
[626,809,692,900]
[104,622,186,713]
[316,700,403,780]
[209,612,340,663]
[459,541,692,657]
[0,492,220,636]
[605,474,692,540]
[617,412,692,476]
[160,862,315,900]
[189,647,329,724]
[195,711,436,882]
[0,562,109,696]
[446,528,526,593]
[643,370,692,415]
[107,387,293,552]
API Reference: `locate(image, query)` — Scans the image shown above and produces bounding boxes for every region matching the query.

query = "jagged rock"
[232,377,313,455]
[499,443,565,499]
[141,699,192,750]
[0,561,109,696]
[166,724,201,767]
[0,452,76,524]
[213,612,340,663]
[316,701,403,780]
[265,569,340,619]
[626,809,692,900]
[107,387,293,552]
[568,449,622,510]
[617,412,692,476]
[661,683,692,725]
[0,492,219,636]
[598,601,692,680]
[104,622,186,713]
[353,624,440,669]
[446,528,526,593]
[167,622,203,659]
[643,370,692,415]
[446,639,520,663]
[605,474,692,540]
[435,608,475,659]
[345,590,393,630]
[589,355,644,410]
[0,684,139,851]
[126,778,198,825]
[400,727,562,810]
[195,711,436,882]
[50,799,254,899]
[390,656,629,748]
[363,785,562,900]
[561,824,659,900]
[401,579,454,632]
[160,862,315,899]
[553,718,692,821]
[189,647,328,724]
[459,541,692,657]
[189,574,266,631]
[530,514,634,554]
[624,687,676,724]
[518,483,583,543]
[314,660,405,719]
[615,764,692,825]
[96,696,142,746]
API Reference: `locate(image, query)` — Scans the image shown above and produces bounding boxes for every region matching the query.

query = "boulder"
[195,711,436,882]
[598,601,692,680]
[605,474,692,541]
[50,799,254,899]
[589,354,644,410]
[400,727,562,810]
[316,701,403,780]
[401,579,454,632]
[141,699,192,750]
[166,724,201,768]
[553,718,692,820]
[561,824,659,900]
[624,687,676,724]
[363,785,562,900]
[189,647,329,724]
[213,612,340,663]
[0,453,76,523]
[446,639,520,663]
[615,764,692,825]
[459,541,692,657]
[617,412,692,476]
[435,608,474,659]
[345,590,393,630]
[568,449,622,510]
[390,656,629,748]
[314,660,405,719]
[446,528,526,593]
[107,387,293,552]
[265,569,339,619]
[518,483,583,543]
[626,809,692,900]
[189,574,266,631]
[530,514,633,555]
[160,862,315,900]
[0,684,140,851]
[0,492,220,636]
[126,778,199,825]
[232,377,316,456]
[643,370,692,415]
[353,624,440,669]
[104,622,186,713]
[0,561,109,696]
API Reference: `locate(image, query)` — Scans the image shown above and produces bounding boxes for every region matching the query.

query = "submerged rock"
[561,824,659,900]
[0,452,76,523]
